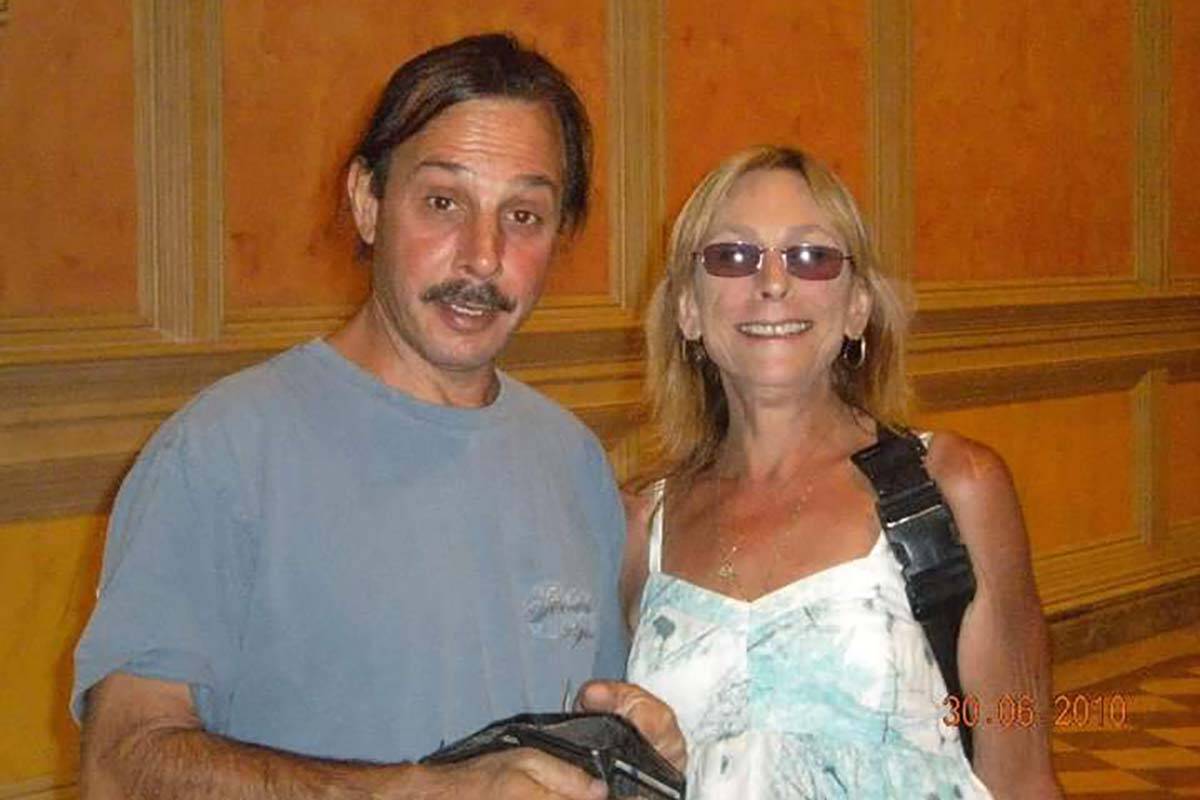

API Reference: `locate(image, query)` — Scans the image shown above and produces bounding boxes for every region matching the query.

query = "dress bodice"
[626,481,992,799]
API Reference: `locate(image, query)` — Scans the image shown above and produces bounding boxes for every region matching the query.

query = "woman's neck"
[718,384,870,482]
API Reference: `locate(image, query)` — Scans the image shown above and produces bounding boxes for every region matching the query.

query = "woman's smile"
[735,319,814,338]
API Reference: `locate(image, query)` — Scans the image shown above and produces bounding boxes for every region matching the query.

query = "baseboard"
[1048,575,1200,663]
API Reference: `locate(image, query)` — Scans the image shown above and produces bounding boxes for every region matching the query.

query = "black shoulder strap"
[850,424,977,761]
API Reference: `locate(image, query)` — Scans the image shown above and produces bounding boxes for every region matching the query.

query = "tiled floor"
[1053,625,1200,797]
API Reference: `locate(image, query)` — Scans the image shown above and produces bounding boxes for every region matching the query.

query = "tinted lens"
[699,243,762,277]
[783,245,846,280]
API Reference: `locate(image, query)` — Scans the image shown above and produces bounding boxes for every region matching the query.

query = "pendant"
[717,561,735,581]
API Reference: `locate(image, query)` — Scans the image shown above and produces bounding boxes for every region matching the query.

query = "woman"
[622,146,1059,798]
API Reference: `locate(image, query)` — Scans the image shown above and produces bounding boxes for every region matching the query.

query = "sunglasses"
[695,242,853,281]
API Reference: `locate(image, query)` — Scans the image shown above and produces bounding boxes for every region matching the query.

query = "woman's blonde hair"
[642,145,910,485]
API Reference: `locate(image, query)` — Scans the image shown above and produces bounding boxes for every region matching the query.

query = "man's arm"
[929,433,1062,799]
[82,673,609,800]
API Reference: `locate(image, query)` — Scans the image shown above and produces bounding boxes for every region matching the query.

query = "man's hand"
[82,673,607,800]
[574,680,687,772]
[415,748,608,800]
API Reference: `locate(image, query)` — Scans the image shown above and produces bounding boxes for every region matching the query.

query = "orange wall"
[0,0,137,318]
[665,0,868,217]
[223,1,611,311]
[1167,380,1200,524]
[917,393,1135,555]
[0,516,104,786]
[912,1,1133,283]
[1172,0,1200,278]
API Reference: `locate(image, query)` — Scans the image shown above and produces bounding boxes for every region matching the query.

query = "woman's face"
[678,168,872,397]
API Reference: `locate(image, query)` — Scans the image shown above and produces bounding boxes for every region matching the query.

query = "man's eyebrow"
[412,160,559,192]
[513,173,559,193]
[412,159,468,178]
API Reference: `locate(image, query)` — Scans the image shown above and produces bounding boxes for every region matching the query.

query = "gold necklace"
[713,475,815,594]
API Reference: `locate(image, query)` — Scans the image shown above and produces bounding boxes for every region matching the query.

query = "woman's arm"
[927,433,1062,799]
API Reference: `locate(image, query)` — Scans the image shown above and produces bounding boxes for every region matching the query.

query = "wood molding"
[216,291,643,348]
[0,313,160,356]
[0,776,77,800]
[1035,518,1200,618]
[216,0,660,348]
[134,0,194,339]
[1049,574,1200,662]
[912,355,1146,412]
[912,293,1200,355]
[867,0,913,283]
[1133,369,1169,543]
[8,0,653,357]
[0,453,136,524]
[4,324,1194,524]
[608,0,666,314]
[910,295,1200,409]
[916,277,1144,309]
[1169,348,1200,382]
[192,0,224,340]
[1173,275,1200,293]
[0,0,222,354]
[1135,0,1170,289]
[0,350,646,522]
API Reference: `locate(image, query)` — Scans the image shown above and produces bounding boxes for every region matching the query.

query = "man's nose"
[460,214,503,279]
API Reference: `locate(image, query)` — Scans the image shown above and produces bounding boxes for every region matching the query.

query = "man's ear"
[845,275,873,339]
[347,159,379,247]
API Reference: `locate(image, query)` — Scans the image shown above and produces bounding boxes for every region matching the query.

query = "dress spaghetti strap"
[647,479,666,574]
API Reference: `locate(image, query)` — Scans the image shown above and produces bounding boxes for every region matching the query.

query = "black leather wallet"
[420,712,686,799]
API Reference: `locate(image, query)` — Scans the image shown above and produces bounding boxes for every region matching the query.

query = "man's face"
[348,98,565,382]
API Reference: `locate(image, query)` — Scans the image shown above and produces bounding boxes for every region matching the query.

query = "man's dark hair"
[351,32,592,234]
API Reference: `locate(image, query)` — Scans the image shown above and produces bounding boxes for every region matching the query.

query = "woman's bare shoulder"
[923,429,1028,561]
[923,430,1016,506]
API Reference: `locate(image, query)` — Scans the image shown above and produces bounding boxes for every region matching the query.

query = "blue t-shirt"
[72,339,628,762]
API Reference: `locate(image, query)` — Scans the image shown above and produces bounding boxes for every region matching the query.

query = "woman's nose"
[756,247,790,299]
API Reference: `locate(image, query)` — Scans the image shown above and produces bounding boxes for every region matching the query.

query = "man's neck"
[326,304,499,409]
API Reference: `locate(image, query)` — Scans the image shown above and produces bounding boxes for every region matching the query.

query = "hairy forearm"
[86,722,423,800]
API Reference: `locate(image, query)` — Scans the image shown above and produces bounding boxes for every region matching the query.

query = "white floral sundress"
[626,480,993,799]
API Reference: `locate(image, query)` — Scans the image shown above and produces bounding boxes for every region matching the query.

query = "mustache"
[420,279,517,314]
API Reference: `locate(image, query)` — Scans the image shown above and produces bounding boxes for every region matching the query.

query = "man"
[73,33,681,799]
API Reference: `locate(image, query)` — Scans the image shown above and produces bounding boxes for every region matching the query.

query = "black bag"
[420,712,686,799]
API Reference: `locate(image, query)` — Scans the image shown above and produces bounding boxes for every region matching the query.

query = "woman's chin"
[723,366,833,398]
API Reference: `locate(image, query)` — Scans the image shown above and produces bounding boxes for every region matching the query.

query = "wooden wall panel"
[1171,0,1200,279]
[912,0,1133,283]
[0,516,104,788]
[1166,380,1200,524]
[916,392,1135,555]
[223,1,611,313]
[2,2,1199,796]
[0,0,138,318]
[663,0,868,217]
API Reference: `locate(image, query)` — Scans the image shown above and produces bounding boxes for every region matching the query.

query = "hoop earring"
[841,336,867,370]
[681,336,707,364]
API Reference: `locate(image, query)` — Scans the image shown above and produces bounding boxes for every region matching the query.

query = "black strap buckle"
[851,425,977,761]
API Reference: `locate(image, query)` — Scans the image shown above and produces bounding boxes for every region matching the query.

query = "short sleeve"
[71,407,255,731]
